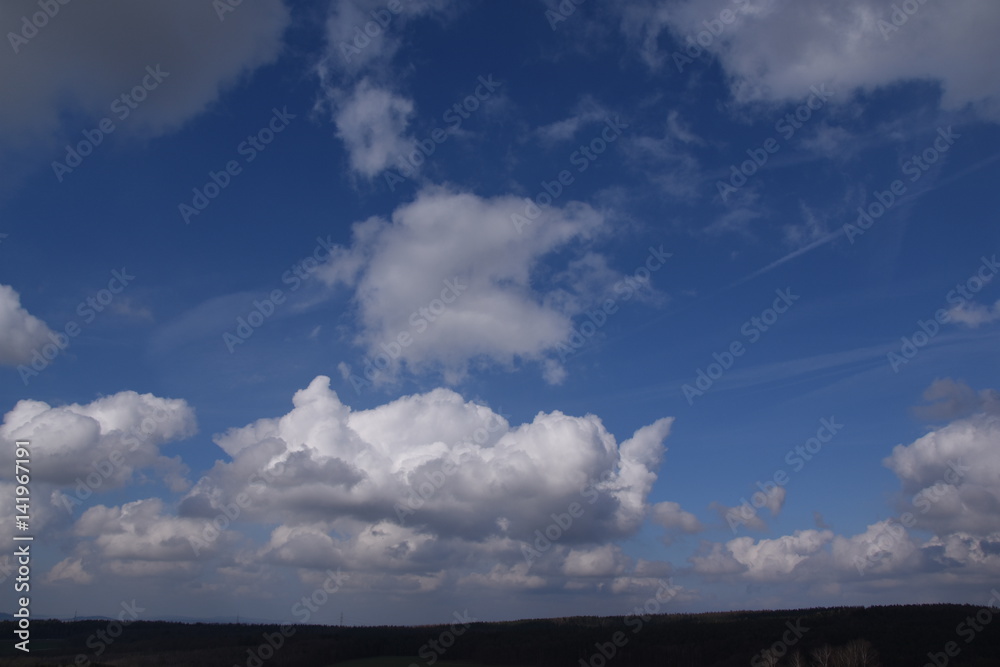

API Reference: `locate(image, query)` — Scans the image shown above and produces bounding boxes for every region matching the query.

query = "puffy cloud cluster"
[828,520,922,578]
[43,376,674,597]
[0,390,197,587]
[691,529,833,580]
[0,390,196,489]
[0,375,676,609]
[74,498,205,576]
[883,409,1000,535]
[192,376,672,542]
[13,376,1000,613]
[921,532,1000,571]
[619,0,1000,120]
[691,382,1000,593]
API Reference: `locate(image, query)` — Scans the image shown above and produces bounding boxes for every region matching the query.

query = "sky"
[0,0,999,628]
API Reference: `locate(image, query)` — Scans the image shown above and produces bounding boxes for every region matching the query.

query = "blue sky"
[1,0,999,626]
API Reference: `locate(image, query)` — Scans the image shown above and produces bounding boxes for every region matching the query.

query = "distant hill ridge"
[1,604,997,666]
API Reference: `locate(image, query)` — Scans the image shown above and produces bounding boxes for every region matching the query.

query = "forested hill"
[1,603,997,666]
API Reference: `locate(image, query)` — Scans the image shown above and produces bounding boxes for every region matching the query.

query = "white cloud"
[37,377,675,606]
[0,390,197,488]
[621,0,1000,120]
[691,530,833,581]
[331,79,415,178]
[0,284,55,366]
[319,186,617,383]
[651,500,703,534]
[542,358,568,385]
[688,541,746,576]
[947,299,1000,328]
[152,375,675,593]
[761,485,786,514]
[0,392,197,586]
[67,498,212,580]
[883,411,1000,535]
[828,520,921,577]
[77,499,203,562]
[563,544,627,577]
[921,532,1000,572]
[318,0,459,179]
[691,521,920,583]
[711,484,786,532]
[725,529,833,580]
[201,376,673,540]
[690,397,1000,591]
[534,96,609,144]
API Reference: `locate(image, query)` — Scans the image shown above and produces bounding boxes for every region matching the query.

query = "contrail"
[727,228,844,289]
[727,149,1000,289]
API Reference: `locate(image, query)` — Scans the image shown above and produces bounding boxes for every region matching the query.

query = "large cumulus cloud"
[43,376,677,603]
[189,375,672,543]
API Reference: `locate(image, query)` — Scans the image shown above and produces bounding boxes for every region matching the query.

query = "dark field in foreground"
[1,604,999,666]
[333,659,529,667]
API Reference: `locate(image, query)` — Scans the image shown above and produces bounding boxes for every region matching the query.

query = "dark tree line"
[0,603,997,666]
